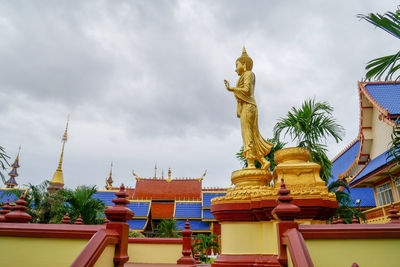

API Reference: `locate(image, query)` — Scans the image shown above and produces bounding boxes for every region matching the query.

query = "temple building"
[94,167,226,234]
[331,81,400,223]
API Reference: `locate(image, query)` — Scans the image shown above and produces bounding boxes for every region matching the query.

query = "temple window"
[376,182,394,206]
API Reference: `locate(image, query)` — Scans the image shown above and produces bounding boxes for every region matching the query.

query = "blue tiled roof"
[92,191,116,206]
[350,149,393,186]
[202,192,226,208]
[176,220,210,231]
[365,83,400,115]
[126,201,151,218]
[202,209,216,220]
[348,188,376,207]
[174,202,202,218]
[127,219,148,230]
[0,189,25,204]
[330,141,360,184]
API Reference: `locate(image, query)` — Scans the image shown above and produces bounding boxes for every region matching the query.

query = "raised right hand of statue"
[224,80,232,91]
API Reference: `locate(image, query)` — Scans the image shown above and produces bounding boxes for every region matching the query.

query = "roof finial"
[106,161,114,190]
[167,168,172,182]
[162,169,164,179]
[5,147,21,188]
[154,162,157,179]
[49,115,69,191]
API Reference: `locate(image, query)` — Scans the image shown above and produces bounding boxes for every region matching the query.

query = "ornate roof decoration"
[5,146,21,188]
[105,161,114,190]
[49,115,69,191]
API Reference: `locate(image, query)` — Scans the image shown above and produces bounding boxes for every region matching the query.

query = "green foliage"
[236,138,286,171]
[0,145,10,183]
[273,98,344,183]
[59,185,105,225]
[128,230,145,238]
[358,9,400,81]
[155,219,180,237]
[192,234,219,263]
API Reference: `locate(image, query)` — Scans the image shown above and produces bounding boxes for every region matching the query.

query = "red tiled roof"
[133,179,202,200]
[151,202,175,219]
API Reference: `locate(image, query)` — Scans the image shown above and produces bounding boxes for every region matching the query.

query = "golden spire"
[105,161,113,189]
[154,162,157,179]
[49,115,69,189]
[167,168,172,182]
[162,169,164,179]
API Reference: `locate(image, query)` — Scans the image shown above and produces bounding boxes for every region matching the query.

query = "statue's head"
[236,47,253,74]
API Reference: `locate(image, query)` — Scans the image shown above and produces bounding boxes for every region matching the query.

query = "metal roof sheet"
[126,201,151,218]
[365,83,400,115]
[174,202,202,218]
[202,192,226,208]
[176,220,210,231]
[330,141,360,184]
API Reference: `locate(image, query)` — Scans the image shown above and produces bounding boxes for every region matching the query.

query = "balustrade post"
[177,219,195,265]
[104,184,134,267]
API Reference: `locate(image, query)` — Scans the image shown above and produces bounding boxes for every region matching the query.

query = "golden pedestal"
[211,147,338,266]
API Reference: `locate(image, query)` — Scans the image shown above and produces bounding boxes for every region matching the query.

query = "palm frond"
[358,9,400,80]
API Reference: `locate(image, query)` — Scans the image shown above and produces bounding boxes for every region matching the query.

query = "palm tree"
[358,9,400,81]
[192,234,219,263]
[155,219,180,237]
[236,138,286,171]
[0,145,9,184]
[60,185,105,225]
[273,98,344,183]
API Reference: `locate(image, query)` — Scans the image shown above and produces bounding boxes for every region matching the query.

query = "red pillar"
[0,200,12,222]
[177,219,195,265]
[5,193,32,223]
[271,179,300,267]
[104,184,134,267]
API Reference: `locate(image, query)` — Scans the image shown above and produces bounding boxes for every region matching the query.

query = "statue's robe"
[234,70,272,161]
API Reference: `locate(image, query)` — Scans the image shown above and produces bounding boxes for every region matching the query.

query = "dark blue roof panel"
[202,192,226,208]
[330,141,360,184]
[350,149,393,186]
[348,188,376,207]
[174,202,202,218]
[202,209,215,220]
[0,189,25,204]
[93,191,116,206]
[365,83,400,115]
[126,201,151,218]
[127,219,147,230]
[176,220,210,231]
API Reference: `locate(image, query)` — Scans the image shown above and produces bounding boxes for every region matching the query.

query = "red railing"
[282,228,314,267]
[71,228,119,267]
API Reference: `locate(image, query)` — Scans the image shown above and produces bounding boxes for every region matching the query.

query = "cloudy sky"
[0,1,398,190]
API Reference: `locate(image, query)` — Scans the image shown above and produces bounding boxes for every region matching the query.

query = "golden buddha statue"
[224,47,272,170]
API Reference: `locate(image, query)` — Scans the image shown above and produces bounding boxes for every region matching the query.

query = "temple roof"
[329,140,360,183]
[364,83,400,115]
[0,188,26,204]
[127,219,148,231]
[93,191,117,206]
[348,188,376,207]
[133,178,202,200]
[176,220,210,231]
[202,192,227,208]
[349,148,394,187]
[174,201,202,219]
[151,202,174,219]
[126,201,151,218]
[202,209,215,220]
